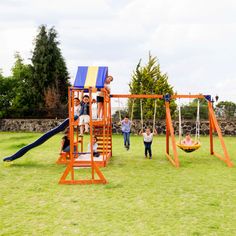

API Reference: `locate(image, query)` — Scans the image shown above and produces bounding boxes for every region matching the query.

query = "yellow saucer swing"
[177,100,201,153]
[177,142,201,153]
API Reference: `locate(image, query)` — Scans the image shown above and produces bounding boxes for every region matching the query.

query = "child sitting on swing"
[182,132,197,145]
[139,127,157,159]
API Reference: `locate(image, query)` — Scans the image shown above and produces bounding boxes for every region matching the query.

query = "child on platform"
[74,97,81,117]
[121,116,132,150]
[79,95,90,135]
[61,128,70,152]
[87,136,100,157]
[97,75,113,119]
[139,127,157,159]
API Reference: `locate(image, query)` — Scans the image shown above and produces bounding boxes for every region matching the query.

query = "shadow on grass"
[7,162,49,169]
[8,135,38,140]
[9,143,28,149]
[104,183,123,189]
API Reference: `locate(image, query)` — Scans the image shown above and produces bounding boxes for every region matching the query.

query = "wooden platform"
[74,152,111,167]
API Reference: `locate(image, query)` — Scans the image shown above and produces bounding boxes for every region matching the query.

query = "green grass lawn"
[1,132,236,236]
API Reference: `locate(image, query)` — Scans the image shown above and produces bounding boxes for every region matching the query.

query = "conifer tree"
[129,53,176,119]
[31,25,70,111]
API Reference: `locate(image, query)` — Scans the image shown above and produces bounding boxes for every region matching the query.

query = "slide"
[3,118,71,162]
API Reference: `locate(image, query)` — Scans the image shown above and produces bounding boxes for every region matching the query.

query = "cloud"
[0,0,236,103]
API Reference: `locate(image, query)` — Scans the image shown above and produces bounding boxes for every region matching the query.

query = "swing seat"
[176,143,201,153]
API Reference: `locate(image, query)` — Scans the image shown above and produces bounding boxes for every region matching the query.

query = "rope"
[140,99,144,131]
[153,99,157,131]
[130,99,135,123]
[117,98,122,123]
[195,99,200,143]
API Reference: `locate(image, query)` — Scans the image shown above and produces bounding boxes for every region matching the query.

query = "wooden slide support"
[59,160,107,184]
[59,87,108,184]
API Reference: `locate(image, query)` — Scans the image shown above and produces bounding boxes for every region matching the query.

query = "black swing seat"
[176,143,201,153]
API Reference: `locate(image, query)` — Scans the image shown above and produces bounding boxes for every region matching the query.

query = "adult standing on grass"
[121,115,132,150]
[97,75,113,119]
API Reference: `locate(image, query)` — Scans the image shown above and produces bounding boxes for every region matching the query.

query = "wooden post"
[208,101,214,155]
[208,102,233,167]
[166,115,169,155]
[70,89,75,180]
[89,87,95,179]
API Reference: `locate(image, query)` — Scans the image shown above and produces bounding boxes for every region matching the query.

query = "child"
[61,128,70,152]
[87,136,100,157]
[121,116,132,150]
[97,75,113,119]
[139,127,157,159]
[181,132,196,145]
[74,97,81,117]
[79,95,90,135]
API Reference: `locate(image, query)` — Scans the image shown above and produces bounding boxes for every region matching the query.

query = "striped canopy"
[74,66,108,88]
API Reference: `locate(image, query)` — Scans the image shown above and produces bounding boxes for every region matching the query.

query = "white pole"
[178,102,182,144]
[118,98,122,123]
[195,99,200,143]
[130,99,135,123]
[153,99,157,131]
[140,99,144,130]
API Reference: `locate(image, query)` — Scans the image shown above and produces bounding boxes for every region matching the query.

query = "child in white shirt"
[74,97,81,117]
[87,136,100,157]
[97,75,113,119]
[139,127,157,159]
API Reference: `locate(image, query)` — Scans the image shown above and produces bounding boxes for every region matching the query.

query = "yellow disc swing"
[177,99,201,153]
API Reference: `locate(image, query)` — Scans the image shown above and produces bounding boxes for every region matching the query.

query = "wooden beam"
[111,94,207,99]
[111,94,163,99]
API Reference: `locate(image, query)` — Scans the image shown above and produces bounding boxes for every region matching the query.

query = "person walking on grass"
[121,115,132,150]
[139,127,157,159]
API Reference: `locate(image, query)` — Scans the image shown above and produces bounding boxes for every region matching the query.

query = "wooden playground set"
[57,66,233,185]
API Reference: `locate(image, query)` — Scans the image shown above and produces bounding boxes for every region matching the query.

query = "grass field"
[0,132,236,236]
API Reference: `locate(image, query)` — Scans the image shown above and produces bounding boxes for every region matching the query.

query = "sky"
[1,0,236,104]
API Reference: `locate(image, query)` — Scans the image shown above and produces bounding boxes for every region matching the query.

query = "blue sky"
[1,0,236,102]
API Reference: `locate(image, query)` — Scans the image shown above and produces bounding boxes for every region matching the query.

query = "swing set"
[59,66,233,185]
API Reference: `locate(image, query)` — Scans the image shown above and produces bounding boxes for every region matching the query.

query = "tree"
[31,25,70,111]
[216,101,236,119]
[129,53,176,119]
[10,53,34,115]
[180,98,208,120]
[0,74,16,118]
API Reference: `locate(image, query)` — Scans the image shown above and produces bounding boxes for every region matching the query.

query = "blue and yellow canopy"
[74,66,108,88]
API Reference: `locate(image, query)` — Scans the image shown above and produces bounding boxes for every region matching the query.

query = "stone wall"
[112,119,236,135]
[0,119,64,132]
[0,118,236,135]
